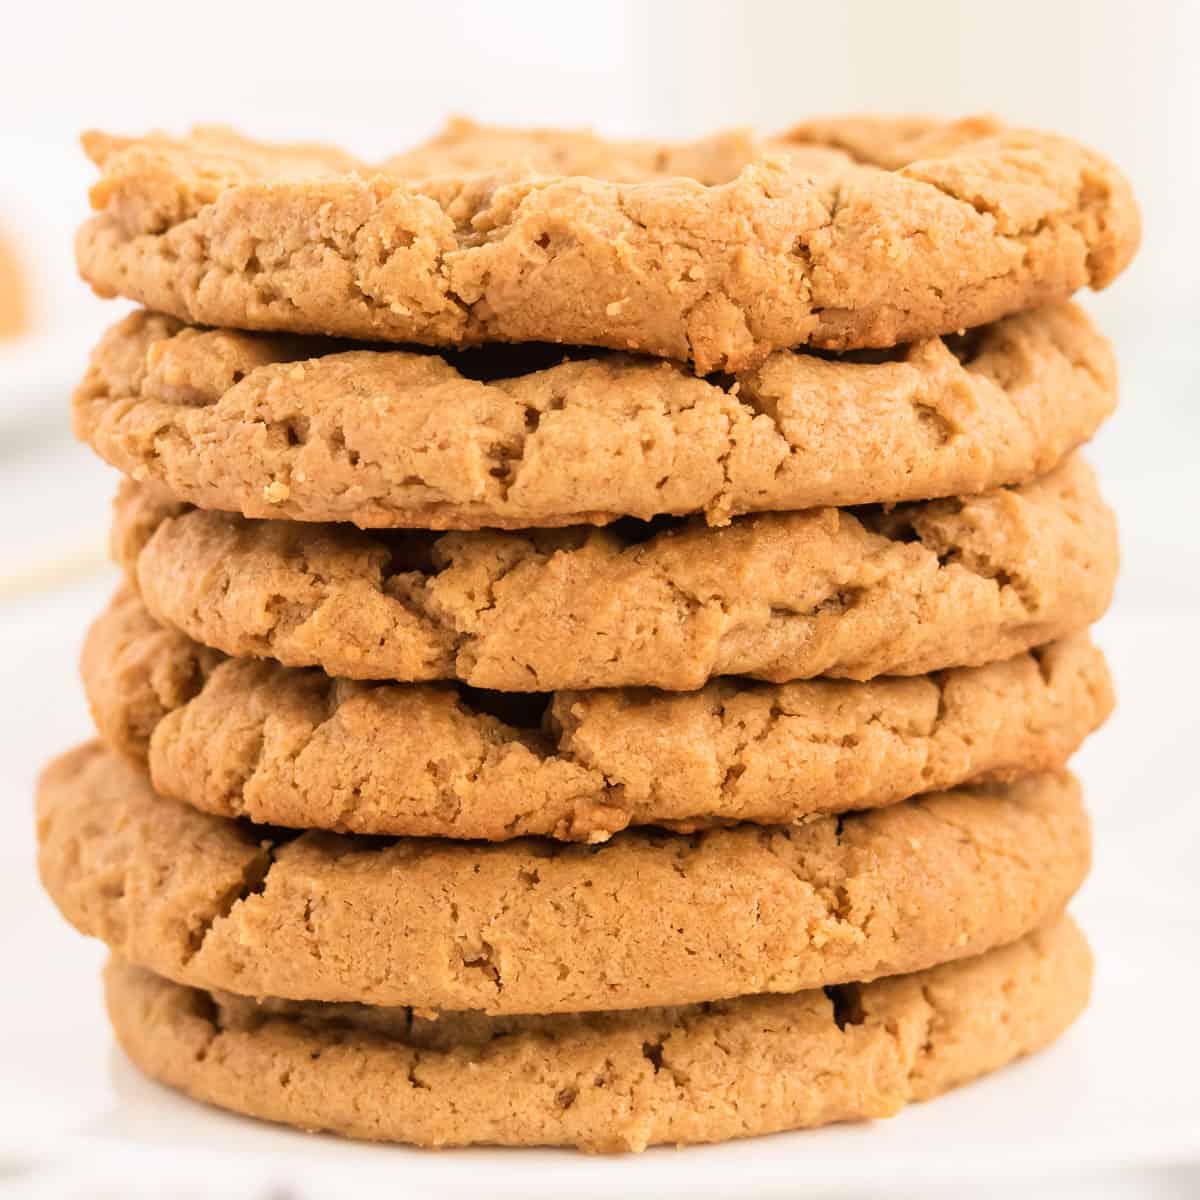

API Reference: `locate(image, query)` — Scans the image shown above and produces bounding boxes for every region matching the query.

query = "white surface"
[0,327,1198,1197]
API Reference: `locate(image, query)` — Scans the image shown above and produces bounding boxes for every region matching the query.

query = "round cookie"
[84,587,1114,841]
[113,455,1117,691]
[75,117,1139,373]
[39,744,1090,1014]
[105,916,1091,1151]
[74,303,1115,529]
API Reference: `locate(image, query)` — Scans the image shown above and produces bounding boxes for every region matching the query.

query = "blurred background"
[0,2,1196,1197]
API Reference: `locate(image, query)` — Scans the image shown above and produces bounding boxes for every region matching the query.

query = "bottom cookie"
[106,916,1089,1153]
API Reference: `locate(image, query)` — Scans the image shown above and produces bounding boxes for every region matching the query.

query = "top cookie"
[76,116,1139,371]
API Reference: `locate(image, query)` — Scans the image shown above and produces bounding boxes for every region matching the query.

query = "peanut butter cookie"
[113,456,1117,690]
[74,303,1114,528]
[105,917,1090,1151]
[84,588,1112,841]
[39,744,1090,1014]
[76,117,1139,371]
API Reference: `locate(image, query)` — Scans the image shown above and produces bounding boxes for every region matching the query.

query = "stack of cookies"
[38,115,1138,1152]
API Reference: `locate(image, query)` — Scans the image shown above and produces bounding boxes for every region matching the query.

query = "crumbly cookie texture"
[104,916,1091,1152]
[39,744,1090,1014]
[113,456,1117,691]
[74,303,1116,529]
[84,588,1113,842]
[75,116,1140,372]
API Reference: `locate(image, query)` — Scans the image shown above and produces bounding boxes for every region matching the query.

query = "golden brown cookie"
[74,303,1115,529]
[113,456,1117,691]
[105,916,1091,1151]
[75,117,1139,372]
[84,587,1113,841]
[39,744,1090,1014]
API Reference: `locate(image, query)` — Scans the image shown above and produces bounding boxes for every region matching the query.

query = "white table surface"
[0,319,1197,1198]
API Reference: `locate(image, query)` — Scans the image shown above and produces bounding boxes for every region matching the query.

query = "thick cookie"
[39,744,1090,1014]
[105,916,1091,1151]
[114,456,1117,690]
[74,303,1115,529]
[75,117,1139,372]
[84,588,1113,841]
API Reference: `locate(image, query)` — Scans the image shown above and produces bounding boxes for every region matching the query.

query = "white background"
[0,2,1197,1197]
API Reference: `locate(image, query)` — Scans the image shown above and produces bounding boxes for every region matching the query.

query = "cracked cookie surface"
[39,744,1090,1014]
[113,456,1117,691]
[104,916,1090,1151]
[74,303,1114,529]
[75,116,1139,372]
[84,588,1113,841]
